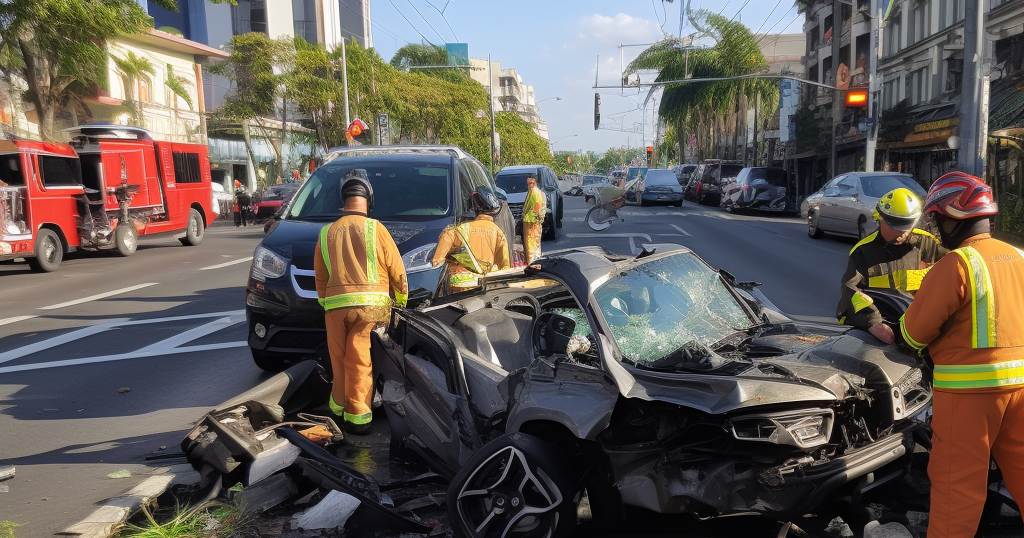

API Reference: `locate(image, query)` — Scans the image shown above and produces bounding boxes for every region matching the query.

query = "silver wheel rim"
[123,230,135,251]
[44,237,57,263]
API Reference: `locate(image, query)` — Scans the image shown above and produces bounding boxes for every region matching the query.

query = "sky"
[368,0,805,155]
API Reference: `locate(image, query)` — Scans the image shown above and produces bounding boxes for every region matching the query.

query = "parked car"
[721,166,790,213]
[686,160,743,206]
[802,172,926,239]
[626,165,647,184]
[638,168,684,206]
[673,163,697,185]
[253,181,302,221]
[581,174,608,203]
[494,164,563,241]
[372,244,931,538]
[245,145,516,371]
[609,169,627,187]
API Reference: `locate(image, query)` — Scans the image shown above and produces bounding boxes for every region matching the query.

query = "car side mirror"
[494,187,507,201]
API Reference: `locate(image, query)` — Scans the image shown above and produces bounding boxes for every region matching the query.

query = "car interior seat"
[454,308,534,372]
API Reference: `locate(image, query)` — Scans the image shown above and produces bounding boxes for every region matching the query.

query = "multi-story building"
[469,59,551,141]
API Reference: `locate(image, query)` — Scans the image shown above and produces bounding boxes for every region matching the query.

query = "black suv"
[245,146,515,371]
[685,160,743,206]
[494,164,563,240]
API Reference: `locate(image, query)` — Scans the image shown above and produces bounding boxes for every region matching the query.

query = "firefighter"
[314,169,408,434]
[899,172,1024,538]
[522,176,546,264]
[233,180,251,227]
[837,187,945,344]
[431,188,511,293]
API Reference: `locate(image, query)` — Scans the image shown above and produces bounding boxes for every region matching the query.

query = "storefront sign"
[912,118,959,134]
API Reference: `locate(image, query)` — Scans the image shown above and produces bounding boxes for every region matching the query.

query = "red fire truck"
[0,125,215,272]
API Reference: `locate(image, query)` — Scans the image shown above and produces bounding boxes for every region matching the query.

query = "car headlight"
[402,243,436,274]
[251,246,287,281]
[731,409,834,449]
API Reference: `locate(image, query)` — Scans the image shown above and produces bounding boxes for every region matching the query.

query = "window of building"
[944,54,963,93]
[292,0,317,44]
[38,156,81,186]
[910,1,930,45]
[906,66,930,105]
[137,78,151,103]
[882,78,900,109]
[231,0,267,35]
[884,10,902,57]
[172,152,203,184]
[940,0,965,29]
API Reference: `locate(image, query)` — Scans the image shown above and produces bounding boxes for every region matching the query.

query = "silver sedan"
[801,172,927,239]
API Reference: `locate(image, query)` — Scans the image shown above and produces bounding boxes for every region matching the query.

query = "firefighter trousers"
[325,306,379,425]
[928,387,1024,538]
[523,221,542,264]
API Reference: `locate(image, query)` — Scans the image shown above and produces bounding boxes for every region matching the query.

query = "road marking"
[0,315,37,327]
[669,224,691,237]
[199,257,252,271]
[566,233,653,241]
[39,283,158,311]
[0,342,247,374]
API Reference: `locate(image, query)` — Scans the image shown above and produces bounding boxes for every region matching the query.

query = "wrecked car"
[371,245,933,537]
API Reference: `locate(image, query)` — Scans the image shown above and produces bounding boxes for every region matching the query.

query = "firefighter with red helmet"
[899,172,1024,538]
[432,188,510,293]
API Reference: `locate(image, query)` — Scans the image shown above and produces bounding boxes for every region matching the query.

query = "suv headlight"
[731,409,834,449]
[402,243,436,274]
[251,246,287,281]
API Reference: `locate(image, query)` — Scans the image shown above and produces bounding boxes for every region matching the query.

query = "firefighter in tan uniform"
[432,188,510,293]
[522,176,546,264]
[314,170,407,434]
[899,173,1024,538]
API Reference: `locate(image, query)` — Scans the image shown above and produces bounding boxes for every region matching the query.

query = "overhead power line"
[389,0,435,45]
[406,0,446,43]
[336,0,411,45]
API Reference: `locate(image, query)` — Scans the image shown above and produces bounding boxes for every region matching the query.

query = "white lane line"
[0,341,247,375]
[134,314,244,352]
[0,315,37,327]
[566,233,653,241]
[40,283,158,311]
[669,224,692,237]
[0,319,130,365]
[199,258,251,271]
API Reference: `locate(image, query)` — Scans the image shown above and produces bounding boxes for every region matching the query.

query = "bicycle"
[585,186,627,231]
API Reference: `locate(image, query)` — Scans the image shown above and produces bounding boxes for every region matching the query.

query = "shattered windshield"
[594,253,755,371]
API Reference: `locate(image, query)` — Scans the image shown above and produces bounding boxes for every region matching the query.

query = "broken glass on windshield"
[594,253,754,369]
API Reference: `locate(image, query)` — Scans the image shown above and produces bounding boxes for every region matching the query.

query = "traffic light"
[845,89,868,107]
[346,118,371,145]
[646,146,654,167]
[594,93,601,131]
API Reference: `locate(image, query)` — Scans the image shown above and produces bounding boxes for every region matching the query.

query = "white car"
[582,174,609,203]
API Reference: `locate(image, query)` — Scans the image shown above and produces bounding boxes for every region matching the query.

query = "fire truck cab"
[0,125,215,272]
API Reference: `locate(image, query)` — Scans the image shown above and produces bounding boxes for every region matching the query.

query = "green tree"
[626,10,778,162]
[165,65,194,111]
[113,51,155,126]
[495,112,552,167]
[594,146,644,174]
[0,0,227,142]
[389,42,468,83]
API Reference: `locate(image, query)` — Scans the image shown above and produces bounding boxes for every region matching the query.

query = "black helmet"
[341,168,373,209]
[470,188,501,216]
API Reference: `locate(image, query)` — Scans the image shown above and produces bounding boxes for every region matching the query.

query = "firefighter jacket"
[314,211,408,313]
[432,215,510,287]
[837,228,945,330]
[900,234,1024,392]
[523,187,546,224]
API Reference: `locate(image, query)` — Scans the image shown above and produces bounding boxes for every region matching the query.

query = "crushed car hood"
[605,330,920,415]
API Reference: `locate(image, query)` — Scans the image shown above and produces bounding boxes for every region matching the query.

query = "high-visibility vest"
[318,219,405,310]
[523,187,546,223]
[851,229,936,293]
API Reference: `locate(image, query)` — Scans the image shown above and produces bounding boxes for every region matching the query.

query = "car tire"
[27,229,63,272]
[251,348,291,372]
[114,225,138,256]
[181,208,205,246]
[674,200,683,207]
[447,432,579,538]
[542,220,556,241]
[808,211,824,239]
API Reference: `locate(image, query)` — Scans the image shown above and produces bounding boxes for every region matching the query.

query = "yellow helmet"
[873,187,923,231]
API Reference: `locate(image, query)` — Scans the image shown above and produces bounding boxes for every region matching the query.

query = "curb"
[58,464,198,538]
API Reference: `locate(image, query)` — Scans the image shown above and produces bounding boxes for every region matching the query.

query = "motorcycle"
[585,186,627,231]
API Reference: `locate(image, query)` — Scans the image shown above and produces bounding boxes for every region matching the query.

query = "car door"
[833,175,864,235]
[542,167,558,218]
[814,175,846,231]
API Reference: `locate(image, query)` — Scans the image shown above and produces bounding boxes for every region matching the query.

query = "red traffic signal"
[845,90,868,107]
[346,119,370,145]
[645,146,654,167]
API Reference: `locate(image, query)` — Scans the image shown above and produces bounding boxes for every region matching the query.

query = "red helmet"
[923,172,998,220]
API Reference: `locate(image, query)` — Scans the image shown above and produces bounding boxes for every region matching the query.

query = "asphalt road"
[0,196,861,537]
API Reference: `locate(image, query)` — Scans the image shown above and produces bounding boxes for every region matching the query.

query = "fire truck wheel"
[28,229,63,272]
[182,209,205,246]
[115,225,138,256]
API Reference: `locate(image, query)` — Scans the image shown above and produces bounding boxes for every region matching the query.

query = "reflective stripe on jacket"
[900,235,1024,391]
[314,213,408,312]
[431,215,511,285]
[523,187,546,224]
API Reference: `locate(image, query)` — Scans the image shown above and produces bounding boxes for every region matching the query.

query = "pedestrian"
[292,169,302,182]
[899,172,1024,538]
[314,169,407,434]
[432,188,510,293]
[837,187,946,343]
[275,175,283,185]
[522,176,546,264]
[233,180,251,227]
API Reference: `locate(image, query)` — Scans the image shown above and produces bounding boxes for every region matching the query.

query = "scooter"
[585,186,628,231]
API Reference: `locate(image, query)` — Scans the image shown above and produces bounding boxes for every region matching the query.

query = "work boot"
[328,395,344,418]
[344,412,373,435]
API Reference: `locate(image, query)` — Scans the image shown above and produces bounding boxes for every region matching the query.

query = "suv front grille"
[509,202,524,220]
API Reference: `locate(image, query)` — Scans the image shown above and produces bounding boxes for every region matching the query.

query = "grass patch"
[0,521,18,538]
[118,501,249,538]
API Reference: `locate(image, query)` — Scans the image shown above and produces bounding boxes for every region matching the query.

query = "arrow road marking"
[40,283,158,310]
[669,224,691,236]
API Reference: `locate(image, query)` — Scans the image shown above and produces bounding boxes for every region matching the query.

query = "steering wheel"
[533,312,576,357]
[489,291,541,318]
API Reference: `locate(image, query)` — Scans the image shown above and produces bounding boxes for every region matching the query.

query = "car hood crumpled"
[604,330,920,415]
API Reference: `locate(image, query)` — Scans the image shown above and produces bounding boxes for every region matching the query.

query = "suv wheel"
[251,348,290,372]
[448,432,579,538]
[543,219,556,241]
[808,211,824,239]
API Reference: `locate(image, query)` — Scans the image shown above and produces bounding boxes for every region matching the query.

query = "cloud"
[565,13,664,51]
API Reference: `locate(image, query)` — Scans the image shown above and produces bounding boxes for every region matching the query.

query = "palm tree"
[113,50,155,126]
[626,10,778,162]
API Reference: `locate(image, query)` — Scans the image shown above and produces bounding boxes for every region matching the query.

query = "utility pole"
[958,0,987,177]
[341,38,351,127]
[488,54,497,174]
[830,0,842,178]
[864,0,879,172]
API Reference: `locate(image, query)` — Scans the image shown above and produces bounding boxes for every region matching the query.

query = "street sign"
[858,118,868,132]
[376,113,390,145]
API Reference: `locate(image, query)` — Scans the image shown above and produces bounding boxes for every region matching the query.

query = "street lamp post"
[550,134,578,147]
[536,97,562,105]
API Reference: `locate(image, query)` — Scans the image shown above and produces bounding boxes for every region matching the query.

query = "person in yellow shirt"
[432,188,510,293]
[314,169,407,434]
[522,176,546,264]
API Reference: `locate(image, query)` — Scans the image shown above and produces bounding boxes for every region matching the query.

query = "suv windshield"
[583,175,606,185]
[495,172,533,194]
[722,164,744,179]
[644,171,677,185]
[861,175,925,198]
[287,160,451,221]
[595,253,755,371]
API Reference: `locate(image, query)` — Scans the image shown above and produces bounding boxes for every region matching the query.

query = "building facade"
[469,58,551,141]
